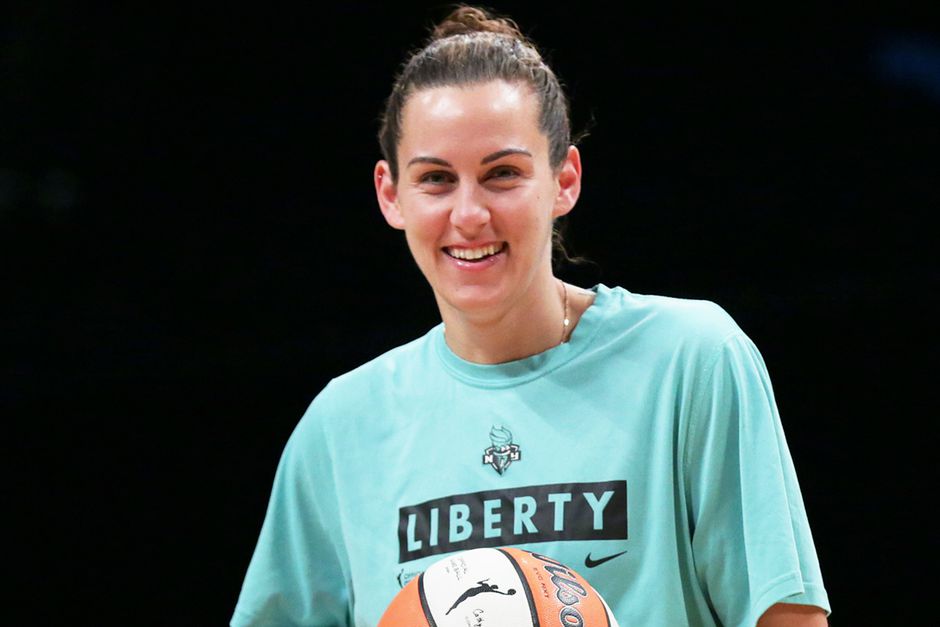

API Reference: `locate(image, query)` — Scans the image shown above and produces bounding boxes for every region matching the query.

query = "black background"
[4,3,936,625]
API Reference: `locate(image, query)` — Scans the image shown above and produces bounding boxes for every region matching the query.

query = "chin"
[435,284,509,314]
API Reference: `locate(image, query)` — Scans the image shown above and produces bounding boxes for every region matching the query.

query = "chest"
[327,383,693,625]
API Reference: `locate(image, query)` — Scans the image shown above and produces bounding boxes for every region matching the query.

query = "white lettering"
[483,499,502,539]
[429,506,439,547]
[514,496,538,534]
[547,493,572,531]
[407,513,422,552]
[450,504,472,542]
[583,490,614,530]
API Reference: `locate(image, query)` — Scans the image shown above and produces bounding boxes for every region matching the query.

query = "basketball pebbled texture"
[379,547,619,627]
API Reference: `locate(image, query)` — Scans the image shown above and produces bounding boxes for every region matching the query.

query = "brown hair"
[376,4,588,267]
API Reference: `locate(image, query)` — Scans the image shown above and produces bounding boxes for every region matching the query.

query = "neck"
[437,275,570,365]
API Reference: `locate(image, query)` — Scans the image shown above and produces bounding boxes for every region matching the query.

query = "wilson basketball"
[379,547,619,626]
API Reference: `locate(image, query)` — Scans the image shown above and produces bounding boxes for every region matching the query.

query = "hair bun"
[430,5,525,41]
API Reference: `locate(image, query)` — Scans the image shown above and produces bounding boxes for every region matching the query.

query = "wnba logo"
[445,579,516,615]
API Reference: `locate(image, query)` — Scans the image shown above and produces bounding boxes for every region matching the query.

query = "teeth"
[446,243,504,260]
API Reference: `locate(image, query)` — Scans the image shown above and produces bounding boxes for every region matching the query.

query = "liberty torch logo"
[482,425,521,475]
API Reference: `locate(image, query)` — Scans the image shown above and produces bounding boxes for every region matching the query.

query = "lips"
[443,242,507,261]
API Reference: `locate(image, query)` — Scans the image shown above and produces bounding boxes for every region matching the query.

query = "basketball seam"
[497,548,540,627]
[417,572,438,627]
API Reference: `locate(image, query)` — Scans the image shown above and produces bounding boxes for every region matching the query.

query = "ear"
[551,145,582,219]
[375,160,405,230]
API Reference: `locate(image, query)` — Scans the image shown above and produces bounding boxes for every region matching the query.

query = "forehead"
[398,80,547,161]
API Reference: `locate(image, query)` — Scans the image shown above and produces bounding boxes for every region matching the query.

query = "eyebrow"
[406,148,532,169]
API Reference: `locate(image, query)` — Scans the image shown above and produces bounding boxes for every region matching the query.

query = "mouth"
[443,242,507,262]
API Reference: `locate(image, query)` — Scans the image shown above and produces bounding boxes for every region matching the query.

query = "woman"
[232,6,830,626]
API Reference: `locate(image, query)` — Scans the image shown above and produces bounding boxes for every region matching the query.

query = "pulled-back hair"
[377,4,587,268]
[378,5,571,182]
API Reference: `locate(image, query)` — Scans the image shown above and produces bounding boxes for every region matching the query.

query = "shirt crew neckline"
[433,283,611,388]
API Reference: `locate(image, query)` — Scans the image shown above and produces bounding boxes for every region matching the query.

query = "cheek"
[402,207,445,255]
[497,194,554,240]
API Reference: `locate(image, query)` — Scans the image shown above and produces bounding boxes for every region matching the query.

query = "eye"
[489,166,518,180]
[419,171,454,185]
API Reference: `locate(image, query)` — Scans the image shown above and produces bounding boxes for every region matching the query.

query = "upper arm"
[757,603,828,626]
[684,334,831,624]
[232,408,351,626]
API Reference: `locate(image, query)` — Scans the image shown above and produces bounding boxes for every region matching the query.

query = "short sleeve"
[684,333,830,627]
[231,394,350,627]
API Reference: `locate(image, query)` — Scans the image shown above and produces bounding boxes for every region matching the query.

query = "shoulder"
[329,326,438,396]
[597,284,745,354]
[290,327,439,439]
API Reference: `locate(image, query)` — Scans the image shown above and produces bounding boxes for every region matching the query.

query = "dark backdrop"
[4,3,936,625]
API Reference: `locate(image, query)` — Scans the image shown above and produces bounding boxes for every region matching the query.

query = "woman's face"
[374,79,581,319]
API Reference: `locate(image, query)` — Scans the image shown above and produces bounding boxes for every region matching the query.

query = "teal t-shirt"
[232,284,830,626]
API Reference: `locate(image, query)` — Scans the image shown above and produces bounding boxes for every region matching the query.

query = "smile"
[444,243,506,261]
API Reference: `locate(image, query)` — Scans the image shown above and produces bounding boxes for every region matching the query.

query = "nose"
[449,182,490,236]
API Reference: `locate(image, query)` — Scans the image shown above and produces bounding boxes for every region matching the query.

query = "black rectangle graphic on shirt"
[397,480,627,563]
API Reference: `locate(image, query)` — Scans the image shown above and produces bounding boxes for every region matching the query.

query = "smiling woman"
[231,6,831,626]
[375,79,582,363]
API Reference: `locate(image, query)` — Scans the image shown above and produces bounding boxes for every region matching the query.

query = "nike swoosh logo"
[584,550,628,568]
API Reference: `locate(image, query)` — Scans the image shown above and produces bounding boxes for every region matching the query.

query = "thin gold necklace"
[559,279,570,344]
[443,282,571,347]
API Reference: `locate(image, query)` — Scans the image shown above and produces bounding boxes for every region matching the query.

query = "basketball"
[379,547,619,626]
